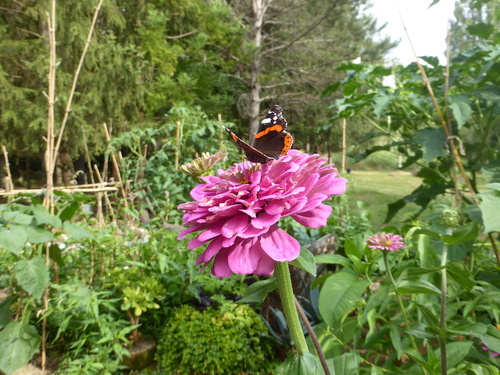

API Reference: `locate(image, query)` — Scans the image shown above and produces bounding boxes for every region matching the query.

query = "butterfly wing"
[253,105,293,159]
[223,127,273,164]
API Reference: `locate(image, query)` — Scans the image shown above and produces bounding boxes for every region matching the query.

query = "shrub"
[156,303,278,375]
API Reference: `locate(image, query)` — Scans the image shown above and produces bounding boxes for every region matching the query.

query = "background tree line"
[0,0,495,188]
[0,0,394,187]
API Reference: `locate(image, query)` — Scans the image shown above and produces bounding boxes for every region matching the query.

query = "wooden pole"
[1,145,14,192]
[102,122,129,207]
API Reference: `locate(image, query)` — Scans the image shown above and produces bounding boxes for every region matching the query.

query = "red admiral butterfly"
[223,105,293,164]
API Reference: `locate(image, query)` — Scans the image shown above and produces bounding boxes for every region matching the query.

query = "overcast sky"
[368,0,456,65]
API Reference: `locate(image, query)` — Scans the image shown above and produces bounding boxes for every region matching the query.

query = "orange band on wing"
[281,134,293,155]
[255,125,284,138]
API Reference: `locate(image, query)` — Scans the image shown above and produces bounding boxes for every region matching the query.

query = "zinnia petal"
[178,150,347,276]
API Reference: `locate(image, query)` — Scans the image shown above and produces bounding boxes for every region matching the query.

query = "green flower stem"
[274,261,308,354]
[383,252,425,374]
[439,229,451,375]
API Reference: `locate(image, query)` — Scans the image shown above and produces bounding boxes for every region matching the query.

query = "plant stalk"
[383,252,425,374]
[439,229,451,375]
[274,261,308,354]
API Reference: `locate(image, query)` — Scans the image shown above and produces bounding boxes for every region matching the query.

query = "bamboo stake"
[0,186,118,196]
[41,2,57,369]
[50,0,104,176]
[93,164,117,225]
[102,122,129,207]
[81,125,96,185]
[1,145,14,192]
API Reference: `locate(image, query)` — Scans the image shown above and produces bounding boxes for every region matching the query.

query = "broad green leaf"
[405,266,444,277]
[389,324,403,359]
[31,205,62,228]
[413,128,447,161]
[412,228,441,240]
[478,334,500,354]
[0,226,28,255]
[59,201,81,221]
[413,302,439,327]
[0,297,12,328]
[344,237,364,259]
[440,221,478,245]
[467,22,494,39]
[436,341,473,369]
[0,321,40,375]
[446,262,475,291]
[290,247,317,276]
[449,95,473,127]
[319,271,369,327]
[315,254,351,268]
[479,191,500,233]
[63,222,93,240]
[25,226,54,244]
[396,280,441,295]
[13,257,49,299]
[2,211,33,225]
[275,352,318,375]
[330,352,359,375]
[238,278,277,304]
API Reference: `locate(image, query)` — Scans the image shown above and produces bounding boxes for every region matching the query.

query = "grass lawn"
[346,170,423,231]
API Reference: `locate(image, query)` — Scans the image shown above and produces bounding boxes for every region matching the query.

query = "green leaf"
[2,211,33,225]
[344,236,365,259]
[0,297,13,328]
[13,257,49,299]
[389,324,403,359]
[63,222,93,240]
[436,341,473,369]
[290,247,317,276]
[59,201,81,221]
[479,190,500,233]
[319,271,369,327]
[315,254,352,267]
[396,280,441,295]
[413,302,440,327]
[449,95,473,127]
[467,22,494,39]
[440,221,478,245]
[413,128,447,161]
[275,352,318,375]
[405,266,444,277]
[238,279,277,304]
[446,262,475,291]
[412,228,442,240]
[25,226,54,244]
[31,205,62,228]
[0,321,40,375]
[478,334,500,354]
[330,352,360,375]
[0,225,28,255]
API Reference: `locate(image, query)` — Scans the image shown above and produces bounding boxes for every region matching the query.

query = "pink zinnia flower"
[366,233,405,252]
[178,150,347,277]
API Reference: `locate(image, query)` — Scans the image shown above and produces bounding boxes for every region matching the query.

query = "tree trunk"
[248,0,270,144]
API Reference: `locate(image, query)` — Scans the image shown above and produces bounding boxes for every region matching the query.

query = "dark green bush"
[156,304,278,375]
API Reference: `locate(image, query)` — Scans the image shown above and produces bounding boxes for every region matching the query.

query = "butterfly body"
[224,105,293,164]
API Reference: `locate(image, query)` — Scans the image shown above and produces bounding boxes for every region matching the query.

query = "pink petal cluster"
[366,233,406,252]
[178,150,347,277]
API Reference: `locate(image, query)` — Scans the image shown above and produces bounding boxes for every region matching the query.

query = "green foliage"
[156,303,278,375]
[327,34,500,223]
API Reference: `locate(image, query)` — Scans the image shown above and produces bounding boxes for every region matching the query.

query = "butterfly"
[223,105,293,164]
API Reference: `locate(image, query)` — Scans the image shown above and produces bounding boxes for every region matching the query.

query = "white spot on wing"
[262,118,271,124]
